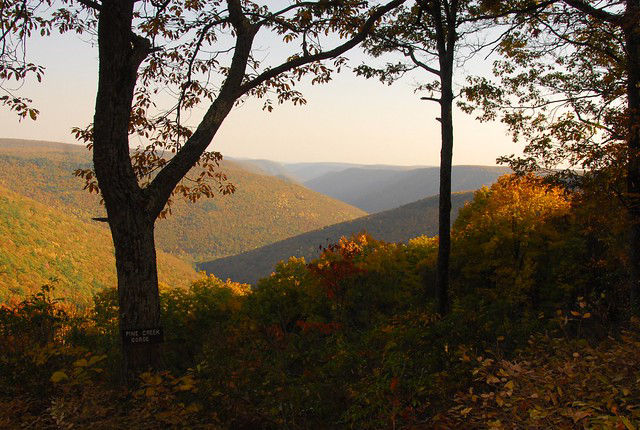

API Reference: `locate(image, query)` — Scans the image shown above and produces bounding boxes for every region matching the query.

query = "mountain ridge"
[304,165,511,212]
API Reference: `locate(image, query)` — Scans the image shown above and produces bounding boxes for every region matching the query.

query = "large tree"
[3,0,406,379]
[463,0,640,314]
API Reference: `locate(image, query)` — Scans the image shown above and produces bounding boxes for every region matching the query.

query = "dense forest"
[2,175,639,428]
[2,0,640,428]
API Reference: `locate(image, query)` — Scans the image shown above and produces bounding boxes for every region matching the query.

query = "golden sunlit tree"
[453,174,572,308]
[462,0,640,314]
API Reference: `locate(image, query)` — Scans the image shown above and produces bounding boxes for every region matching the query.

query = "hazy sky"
[1,26,521,167]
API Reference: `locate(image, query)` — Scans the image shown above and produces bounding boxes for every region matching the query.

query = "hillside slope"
[306,165,510,212]
[199,191,474,284]
[0,139,367,261]
[0,185,198,306]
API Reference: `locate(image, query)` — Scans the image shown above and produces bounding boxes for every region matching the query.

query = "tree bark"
[110,205,162,376]
[436,72,454,315]
[623,0,640,315]
[432,0,457,315]
[92,0,160,381]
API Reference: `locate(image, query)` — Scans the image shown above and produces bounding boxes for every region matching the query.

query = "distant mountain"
[229,158,430,183]
[0,139,367,261]
[199,191,475,285]
[225,159,505,211]
[305,165,511,213]
[227,158,298,183]
[280,162,407,183]
[0,185,197,306]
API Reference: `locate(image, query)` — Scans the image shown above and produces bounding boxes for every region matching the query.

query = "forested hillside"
[0,185,197,305]
[2,0,639,427]
[305,165,511,212]
[200,191,473,284]
[0,139,367,260]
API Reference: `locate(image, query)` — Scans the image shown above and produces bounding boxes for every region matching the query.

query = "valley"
[199,191,475,284]
[0,138,508,300]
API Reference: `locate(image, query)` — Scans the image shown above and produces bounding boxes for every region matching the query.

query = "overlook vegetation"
[1,0,639,425]
[1,174,637,428]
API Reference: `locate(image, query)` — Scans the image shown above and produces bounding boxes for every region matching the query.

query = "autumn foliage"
[1,174,638,428]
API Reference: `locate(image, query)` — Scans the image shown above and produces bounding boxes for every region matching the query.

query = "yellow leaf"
[176,382,195,392]
[73,358,88,367]
[460,407,473,416]
[486,375,500,384]
[51,371,68,383]
[582,312,591,319]
[186,403,201,413]
[570,311,581,317]
[88,355,106,366]
[505,380,515,391]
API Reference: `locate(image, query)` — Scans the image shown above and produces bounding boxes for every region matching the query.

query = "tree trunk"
[431,0,456,315]
[436,72,454,315]
[110,208,162,378]
[623,2,640,315]
[92,1,160,381]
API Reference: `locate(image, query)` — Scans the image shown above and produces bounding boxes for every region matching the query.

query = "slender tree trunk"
[431,0,457,315]
[436,68,454,315]
[623,1,640,315]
